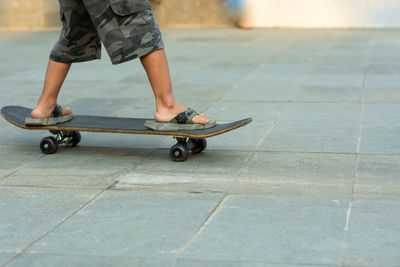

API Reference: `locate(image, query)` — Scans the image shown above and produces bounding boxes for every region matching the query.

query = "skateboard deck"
[1,105,252,161]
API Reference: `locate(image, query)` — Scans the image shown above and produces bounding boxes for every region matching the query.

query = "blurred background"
[2,0,400,30]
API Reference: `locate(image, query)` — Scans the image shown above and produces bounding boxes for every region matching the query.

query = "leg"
[30,59,72,118]
[140,49,210,124]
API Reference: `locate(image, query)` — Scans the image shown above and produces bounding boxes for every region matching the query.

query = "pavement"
[0,28,399,266]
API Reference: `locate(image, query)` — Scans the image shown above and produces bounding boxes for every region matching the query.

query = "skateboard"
[1,106,252,162]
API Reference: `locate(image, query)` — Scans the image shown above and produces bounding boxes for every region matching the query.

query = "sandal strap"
[51,105,63,118]
[170,108,198,124]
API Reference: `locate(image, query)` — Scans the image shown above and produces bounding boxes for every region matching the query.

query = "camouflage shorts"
[50,0,164,65]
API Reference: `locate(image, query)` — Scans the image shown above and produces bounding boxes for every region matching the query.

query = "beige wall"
[151,0,233,28]
[0,0,234,30]
[241,0,400,28]
[2,0,400,30]
[0,0,60,30]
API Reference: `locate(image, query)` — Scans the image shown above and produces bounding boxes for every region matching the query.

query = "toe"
[192,114,210,125]
[62,107,72,116]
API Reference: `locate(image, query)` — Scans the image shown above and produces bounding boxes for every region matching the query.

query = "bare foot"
[30,104,72,119]
[155,104,210,125]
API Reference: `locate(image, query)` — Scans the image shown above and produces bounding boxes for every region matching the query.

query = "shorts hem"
[111,40,165,65]
[49,54,101,64]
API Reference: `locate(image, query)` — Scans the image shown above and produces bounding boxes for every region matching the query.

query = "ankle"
[157,96,178,111]
[36,99,57,110]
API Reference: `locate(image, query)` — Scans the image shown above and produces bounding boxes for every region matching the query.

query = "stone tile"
[173,83,231,102]
[115,150,252,193]
[116,171,235,194]
[259,103,361,153]
[206,122,271,151]
[364,73,400,88]
[0,253,16,266]
[134,150,251,176]
[0,186,101,254]
[342,200,400,266]
[176,258,329,267]
[0,145,43,179]
[359,125,400,155]
[9,253,171,267]
[241,69,363,88]
[277,103,362,127]
[222,84,297,102]
[292,86,362,103]
[0,81,43,97]
[308,62,366,75]
[354,154,400,199]
[359,104,400,154]
[0,125,48,146]
[66,98,141,116]
[177,63,253,86]
[296,73,364,88]
[260,123,360,153]
[178,195,348,266]
[60,80,153,100]
[76,131,169,150]
[0,120,9,131]
[0,147,149,188]
[25,191,223,260]
[1,67,47,83]
[232,151,356,198]
[362,104,400,126]
[245,63,311,76]
[363,87,400,103]
[62,57,145,83]
[207,101,287,123]
[366,64,400,75]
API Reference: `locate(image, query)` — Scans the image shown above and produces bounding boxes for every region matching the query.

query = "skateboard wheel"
[40,136,58,154]
[170,143,188,162]
[66,131,81,147]
[189,138,207,153]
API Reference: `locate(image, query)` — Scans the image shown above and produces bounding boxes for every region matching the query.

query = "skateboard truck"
[40,130,81,154]
[40,131,206,162]
[170,137,207,162]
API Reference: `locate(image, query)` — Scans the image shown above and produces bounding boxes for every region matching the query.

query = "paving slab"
[66,98,142,117]
[360,104,400,154]
[364,73,400,89]
[205,121,272,151]
[9,254,171,267]
[207,101,287,123]
[0,186,102,264]
[0,253,16,267]
[177,195,348,266]
[115,150,252,193]
[277,103,362,127]
[172,83,231,102]
[60,79,153,100]
[260,123,360,153]
[231,151,356,198]
[21,191,224,264]
[0,147,149,188]
[222,84,298,102]
[292,86,363,103]
[342,199,400,266]
[364,87,400,103]
[354,154,400,199]
[240,68,363,88]
[260,103,362,153]
[0,145,43,179]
